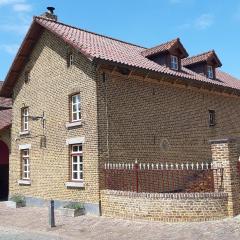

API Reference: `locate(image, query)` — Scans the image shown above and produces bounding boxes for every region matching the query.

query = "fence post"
[134,160,139,192]
[210,138,240,217]
[49,200,56,228]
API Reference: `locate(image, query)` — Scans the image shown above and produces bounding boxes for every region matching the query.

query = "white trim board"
[19,144,31,150]
[66,137,85,145]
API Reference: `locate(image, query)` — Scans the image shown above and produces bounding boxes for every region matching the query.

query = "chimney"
[41,7,58,21]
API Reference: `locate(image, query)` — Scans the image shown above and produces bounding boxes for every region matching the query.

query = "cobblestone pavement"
[0,202,240,240]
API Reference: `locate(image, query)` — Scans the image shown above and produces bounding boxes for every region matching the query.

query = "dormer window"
[207,65,214,79]
[182,51,222,79]
[141,38,188,70]
[170,55,179,70]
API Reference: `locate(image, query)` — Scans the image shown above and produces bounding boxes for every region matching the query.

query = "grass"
[63,202,84,210]
[9,195,26,205]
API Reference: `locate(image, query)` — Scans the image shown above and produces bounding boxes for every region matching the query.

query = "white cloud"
[0,22,29,34]
[0,0,32,13]
[0,0,24,6]
[12,3,31,12]
[178,13,214,31]
[0,44,19,55]
[195,14,214,30]
[0,0,32,35]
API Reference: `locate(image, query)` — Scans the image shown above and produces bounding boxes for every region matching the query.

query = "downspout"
[97,70,110,216]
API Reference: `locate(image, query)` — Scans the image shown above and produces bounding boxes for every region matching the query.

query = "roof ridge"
[142,38,179,52]
[183,50,214,60]
[34,16,146,49]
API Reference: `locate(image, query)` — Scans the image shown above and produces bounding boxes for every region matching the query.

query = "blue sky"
[0,0,240,80]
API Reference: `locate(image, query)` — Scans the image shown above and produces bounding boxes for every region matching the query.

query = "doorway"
[0,140,9,200]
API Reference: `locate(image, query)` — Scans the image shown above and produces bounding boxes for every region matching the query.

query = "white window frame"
[170,55,179,70]
[71,94,81,122]
[22,107,29,131]
[207,65,214,79]
[22,149,30,180]
[71,144,83,181]
[68,54,74,67]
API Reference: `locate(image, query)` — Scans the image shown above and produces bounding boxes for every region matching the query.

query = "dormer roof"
[141,38,189,58]
[182,50,222,68]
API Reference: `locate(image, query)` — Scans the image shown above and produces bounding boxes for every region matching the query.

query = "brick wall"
[97,72,240,166]
[10,29,100,205]
[210,138,240,217]
[101,190,228,222]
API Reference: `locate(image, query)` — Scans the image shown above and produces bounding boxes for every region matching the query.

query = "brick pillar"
[210,138,240,217]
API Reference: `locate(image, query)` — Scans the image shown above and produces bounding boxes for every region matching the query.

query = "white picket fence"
[104,161,222,171]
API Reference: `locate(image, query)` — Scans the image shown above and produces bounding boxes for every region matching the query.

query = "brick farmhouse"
[0,8,240,220]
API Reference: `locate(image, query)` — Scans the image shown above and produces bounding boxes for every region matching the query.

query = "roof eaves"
[95,57,240,97]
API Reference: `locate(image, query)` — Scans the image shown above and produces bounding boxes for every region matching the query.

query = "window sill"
[65,181,84,188]
[18,179,31,185]
[19,131,30,136]
[65,121,82,129]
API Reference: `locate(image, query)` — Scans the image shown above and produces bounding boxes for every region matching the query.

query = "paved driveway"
[0,202,239,240]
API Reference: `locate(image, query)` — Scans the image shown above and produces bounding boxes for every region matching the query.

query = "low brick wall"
[101,190,228,222]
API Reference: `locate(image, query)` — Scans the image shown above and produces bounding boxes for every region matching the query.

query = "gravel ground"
[0,202,240,240]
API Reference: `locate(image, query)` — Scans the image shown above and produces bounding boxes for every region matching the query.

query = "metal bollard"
[49,200,56,228]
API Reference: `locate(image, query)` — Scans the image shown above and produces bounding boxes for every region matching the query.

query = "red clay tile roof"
[0,81,12,109]
[182,50,222,67]
[141,38,188,58]
[0,16,239,98]
[0,81,12,130]
[0,108,11,131]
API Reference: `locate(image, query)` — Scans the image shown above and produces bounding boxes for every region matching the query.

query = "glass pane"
[80,156,83,162]
[72,156,78,162]
[78,112,81,120]
[73,172,78,180]
[80,164,83,171]
[73,113,77,120]
[24,166,28,171]
[80,172,83,180]
[72,95,77,104]
[72,145,78,152]
[78,145,82,151]
[73,104,77,112]
[76,95,80,103]
[73,164,77,171]
[23,150,28,156]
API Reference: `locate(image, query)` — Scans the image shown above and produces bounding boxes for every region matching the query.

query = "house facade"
[1,9,240,218]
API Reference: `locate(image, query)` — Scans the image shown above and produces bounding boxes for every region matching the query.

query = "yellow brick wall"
[101,190,228,222]
[10,29,99,204]
[97,72,240,166]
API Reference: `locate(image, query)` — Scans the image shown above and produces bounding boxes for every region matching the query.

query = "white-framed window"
[21,107,29,131]
[21,149,30,180]
[67,53,74,67]
[71,144,83,181]
[207,65,214,79]
[170,55,179,70]
[71,94,81,122]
